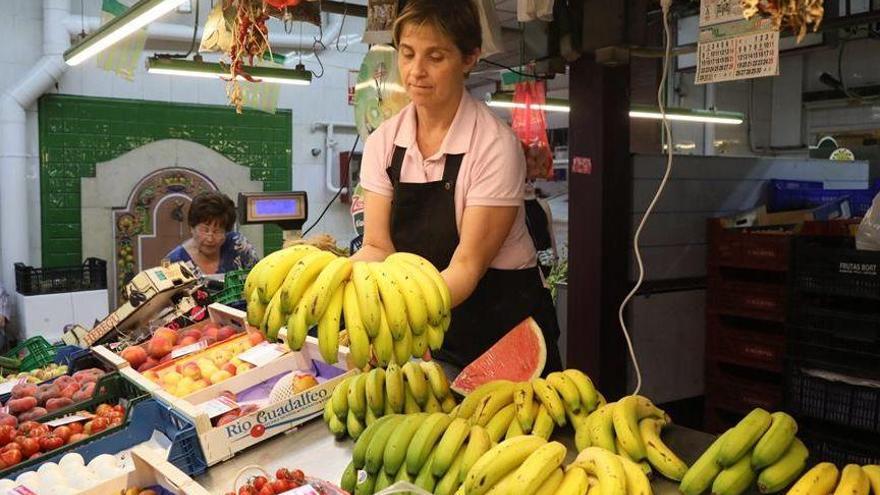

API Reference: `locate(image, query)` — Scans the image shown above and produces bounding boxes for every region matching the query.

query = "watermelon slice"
[451,317,546,395]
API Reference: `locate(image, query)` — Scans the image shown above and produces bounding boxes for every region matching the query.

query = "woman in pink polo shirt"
[356,0,562,372]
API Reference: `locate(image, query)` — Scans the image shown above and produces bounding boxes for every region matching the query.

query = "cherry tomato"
[275,468,290,480]
[252,476,268,491]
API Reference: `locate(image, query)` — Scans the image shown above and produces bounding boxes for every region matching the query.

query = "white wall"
[1,0,367,267]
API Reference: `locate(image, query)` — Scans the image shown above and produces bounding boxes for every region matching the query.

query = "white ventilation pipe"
[64,11,346,52]
[312,121,358,196]
[0,0,70,293]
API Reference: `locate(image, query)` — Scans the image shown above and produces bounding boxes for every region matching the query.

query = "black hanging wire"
[480,59,551,80]
[301,134,361,237]
[336,1,349,52]
[155,0,201,59]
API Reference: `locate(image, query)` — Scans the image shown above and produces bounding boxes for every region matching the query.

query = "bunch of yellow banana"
[680,409,808,495]
[324,361,458,440]
[245,248,452,368]
[566,446,655,495]
[786,463,879,495]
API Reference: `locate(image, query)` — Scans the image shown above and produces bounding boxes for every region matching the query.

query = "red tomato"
[39,435,64,451]
[89,417,109,434]
[0,446,23,466]
[0,425,15,445]
[113,404,125,415]
[52,426,71,443]
[270,480,289,493]
[15,437,39,457]
[275,468,290,480]
[1,443,20,453]
[289,469,305,483]
[67,422,84,435]
[19,421,48,438]
[258,486,274,495]
[68,433,89,444]
[252,476,268,491]
[95,404,113,416]
[238,485,256,495]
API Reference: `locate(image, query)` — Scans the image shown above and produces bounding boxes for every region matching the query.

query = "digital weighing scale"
[238,191,309,242]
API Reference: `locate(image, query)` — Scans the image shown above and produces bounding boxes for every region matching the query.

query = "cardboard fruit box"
[80,445,211,495]
[148,336,354,466]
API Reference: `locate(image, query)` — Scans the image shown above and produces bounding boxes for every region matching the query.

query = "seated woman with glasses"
[166,191,259,275]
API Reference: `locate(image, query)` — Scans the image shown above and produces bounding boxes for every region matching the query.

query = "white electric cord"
[618,0,675,396]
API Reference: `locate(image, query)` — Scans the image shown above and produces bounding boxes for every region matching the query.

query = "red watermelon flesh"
[451,317,546,395]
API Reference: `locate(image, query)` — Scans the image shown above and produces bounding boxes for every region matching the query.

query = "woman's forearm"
[441,259,485,308]
[350,242,394,262]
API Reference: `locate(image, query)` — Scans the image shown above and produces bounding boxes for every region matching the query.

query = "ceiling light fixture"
[629,105,744,125]
[485,92,571,113]
[64,0,189,66]
[146,57,312,86]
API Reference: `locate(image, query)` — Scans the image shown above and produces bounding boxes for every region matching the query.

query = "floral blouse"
[166,231,259,273]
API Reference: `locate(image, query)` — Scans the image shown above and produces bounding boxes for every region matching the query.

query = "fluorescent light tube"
[147,58,312,86]
[629,106,744,125]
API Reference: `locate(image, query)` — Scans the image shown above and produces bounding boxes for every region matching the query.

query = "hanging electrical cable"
[617,0,675,396]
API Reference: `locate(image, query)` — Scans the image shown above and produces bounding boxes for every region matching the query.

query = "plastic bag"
[856,191,880,250]
[511,80,554,180]
[373,481,433,495]
[475,0,504,57]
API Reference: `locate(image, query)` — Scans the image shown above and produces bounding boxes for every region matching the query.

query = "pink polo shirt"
[360,91,537,270]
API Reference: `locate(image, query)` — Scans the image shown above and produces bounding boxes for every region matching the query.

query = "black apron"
[387,146,563,372]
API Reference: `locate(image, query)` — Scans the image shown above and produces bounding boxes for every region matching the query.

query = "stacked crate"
[785,221,880,464]
[705,219,793,433]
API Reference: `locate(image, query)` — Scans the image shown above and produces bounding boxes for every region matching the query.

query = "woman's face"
[191,220,226,257]
[397,22,478,110]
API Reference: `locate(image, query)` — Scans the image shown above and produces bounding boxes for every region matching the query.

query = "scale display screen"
[239,191,308,229]
[253,198,299,217]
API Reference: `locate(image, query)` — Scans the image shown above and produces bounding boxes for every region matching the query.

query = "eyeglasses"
[194,225,226,239]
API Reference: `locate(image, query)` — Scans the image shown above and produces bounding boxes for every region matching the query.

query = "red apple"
[217,326,237,341]
[120,345,148,368]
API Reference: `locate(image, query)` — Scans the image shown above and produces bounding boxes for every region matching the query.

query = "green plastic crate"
[4,336,56,372]
[212,268,249,305]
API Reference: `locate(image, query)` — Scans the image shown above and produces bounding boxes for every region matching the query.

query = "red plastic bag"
[511,80,553,180]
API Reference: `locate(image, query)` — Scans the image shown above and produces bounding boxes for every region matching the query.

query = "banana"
[385,259,429,334]
[575,418,593,452]
[486,403,517,443]
[393,256,445,325]
[535,468,565,495]
[510,441,567,494]
[365,404,378,427]
[833,465,869,495]
[427,322,446,350]
[264,292,286,340]
[459,425,493,483]
[317,284,344,364]
[327,412,347,439]
[436,447,467,495]
[342,281,371,369]
[717,408,773,467]
[365,415,406,474]
[244,256,266,300]
[373,307,395,367]
[570,447,628,495]
[505,414,525,439]
[395,464,414,484]
[532,404,556,440]
[393,325,414,365]
[279,250,335,313]
[619,455,653,495]
[374,467,394,493]
[346,372,367,420]
[273,246,320,313]
[564,369,600,413]
[463,435,548,495]
[458,381,515,418]
[613,396,647,461]
[257,245,320,303]
[351,261,382,337]
[588,403,617,452]
[514,381,536,432]
[388,252,452,315]
[548,372,583,415]
[365,368,385,416]
[406,412,453,475]
[412,330,429,358]
[247,289,268,328]
[433,418,472,478]
[532,378,567,426]
[680,430,732,495]
[568,409,592,433]
[385,362,405,414]
[474,386,517,427]
[639,417,688,481]
[353,414,399,468]
[383,413,428,476]
[404,384,422,414]
[860,466,880,495]
[304,256,352,322]
[340,461,357,493]
[331,375,352,420]
[369,262,409,340]
[424,390,442,413]
[558,466,590,495]
[442,395,458,414]
[751,412,798,470]
[634,395,666,420]
[757,438,808,494]
[415,449,438,493]
[420,360,451,399]
[402,361,430,407]
[286,285,314,351]
[353,471,375,495]
[712,454,757,495]
[440,312,451,332]
[788,463,839,495]
[347,409,366,440]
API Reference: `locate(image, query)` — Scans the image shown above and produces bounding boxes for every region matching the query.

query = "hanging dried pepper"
[742,0,824,42]
[222,0,272,112]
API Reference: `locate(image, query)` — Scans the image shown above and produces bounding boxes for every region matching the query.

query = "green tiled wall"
[38,94,292,267]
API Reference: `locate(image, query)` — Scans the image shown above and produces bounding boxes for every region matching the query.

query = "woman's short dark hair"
[393,0,482,58]
[188,191,236,231]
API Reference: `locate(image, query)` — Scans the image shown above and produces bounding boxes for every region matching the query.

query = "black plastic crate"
[800,420,880,465]
[786,365,880,433]
[14,257,107,295]
[791,236,880,299]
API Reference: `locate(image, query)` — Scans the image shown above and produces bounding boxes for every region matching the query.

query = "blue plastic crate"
[1,398,207,479]
[768,179,880,216]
